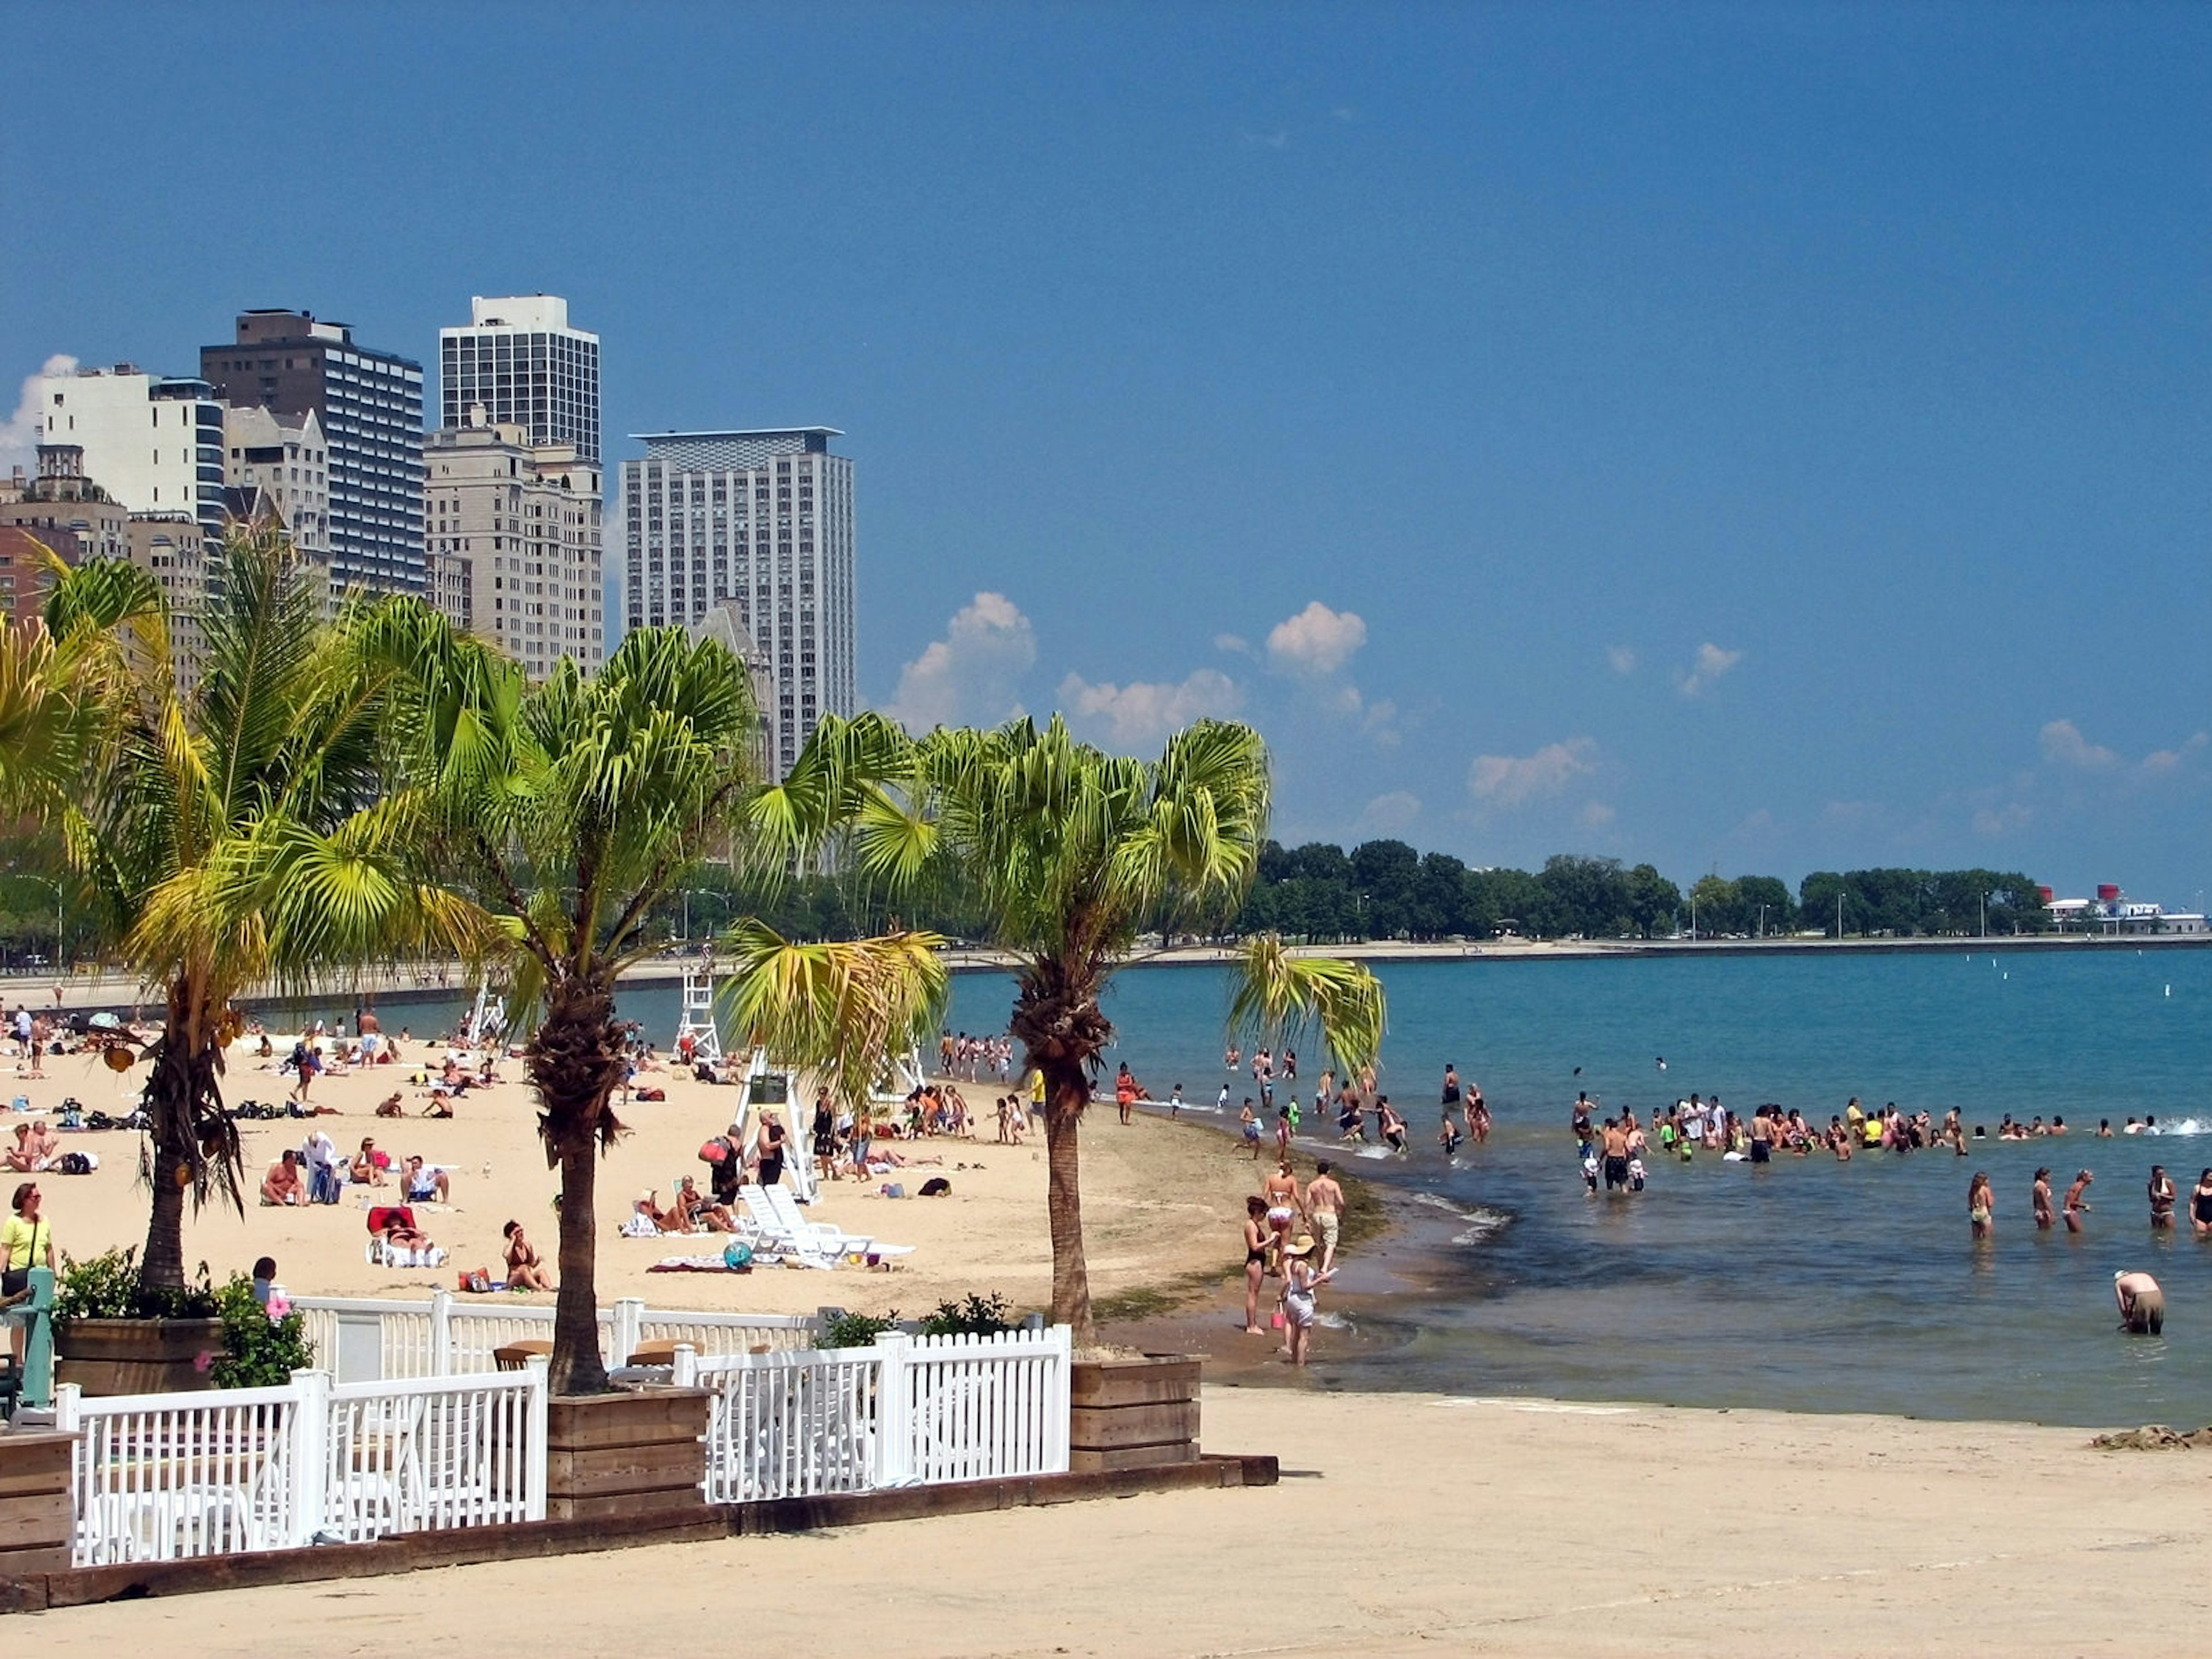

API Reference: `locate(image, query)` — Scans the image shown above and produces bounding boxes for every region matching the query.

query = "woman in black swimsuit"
[1241,1195,1271,1335]
[2190,1169,2212,1238]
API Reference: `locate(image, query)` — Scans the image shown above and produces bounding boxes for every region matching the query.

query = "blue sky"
[5,4,2207,903]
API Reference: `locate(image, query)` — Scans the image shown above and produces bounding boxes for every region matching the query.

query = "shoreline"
[10,926,2208,1014]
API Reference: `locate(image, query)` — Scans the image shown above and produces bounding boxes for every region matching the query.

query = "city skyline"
[2,6,2205,899]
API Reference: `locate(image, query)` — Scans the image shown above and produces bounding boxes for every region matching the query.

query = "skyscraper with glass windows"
[619,428,855,778]
[438,296,600,464]
[200,310,425,594]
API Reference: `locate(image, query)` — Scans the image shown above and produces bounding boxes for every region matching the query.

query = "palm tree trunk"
[1042,1058,1096,1347]
[551,1138,605,1395]
[527,975,629,1396]
[141,1141,188,1290]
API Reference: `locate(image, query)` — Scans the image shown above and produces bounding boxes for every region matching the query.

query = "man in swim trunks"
[2115,1270,2164,1335]
[1601,1117,1631,1191]
[1570,1091,1593,1143]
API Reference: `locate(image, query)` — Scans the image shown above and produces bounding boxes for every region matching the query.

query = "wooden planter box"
[55,1317,225,1397]
[1069,1354,1200,1472]
[546,1388,711,1522]
[0,1431,76,1575]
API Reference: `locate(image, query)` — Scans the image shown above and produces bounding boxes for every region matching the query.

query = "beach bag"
[55,1152,94,1175]
[698,1137,731,1164]
[635,1086,666,1102]
[919,1176,952,1198]
[460,1268,493,1293]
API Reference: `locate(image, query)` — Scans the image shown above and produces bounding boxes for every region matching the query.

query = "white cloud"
[2143,733,2210,774]
[881,592,1035,732]
[1355,790,1422,835]
[1607,645,1637,676]
[1578,801,1617,828]
[1267,601,1367,678]
[0,354,75,478]
[1213,632,1251,656]
[2038,719,2121,771]
[1058,668,1243,752]
[1468,738,1597,808]
[1972,802,2033,836]
[1675,642,1744,698]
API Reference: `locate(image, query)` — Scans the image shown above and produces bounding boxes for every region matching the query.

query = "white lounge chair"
[755,1184,912,1262]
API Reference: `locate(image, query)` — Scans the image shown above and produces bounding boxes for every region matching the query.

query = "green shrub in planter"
[209,1276,312,1388]
[53,1248,309,1385]
[52,1248,218,1327]
[921,1292,1014,1338]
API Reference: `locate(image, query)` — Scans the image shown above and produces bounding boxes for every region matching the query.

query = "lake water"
[306,946,2212,1426]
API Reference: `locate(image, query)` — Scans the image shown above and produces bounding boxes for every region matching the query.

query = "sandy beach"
[25,1382,2211,1655]
[0,1044,1262,1317]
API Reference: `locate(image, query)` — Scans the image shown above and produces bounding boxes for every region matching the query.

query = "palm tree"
[749,712,1386,1346]
[1,528,480,1290]
[374,618,946,1393]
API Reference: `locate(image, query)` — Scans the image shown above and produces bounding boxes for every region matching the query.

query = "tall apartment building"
[425,416,603,677]
[32,366,227,539]
[438,296,600,464]
[127,514,210,691]
[200,309,425,596]
[619,428,856,778]
[222,406,331,562]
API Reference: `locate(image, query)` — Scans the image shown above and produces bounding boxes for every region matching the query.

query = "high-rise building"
[222,406,331,564]
[619,428,856,778]
[425,415,604,677]
[200,309,425,596]
[438,296,600,464]
[126,514,210,692]
[32,365,227,539]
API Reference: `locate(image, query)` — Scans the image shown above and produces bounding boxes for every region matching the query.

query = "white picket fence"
[290,1291,817,1382]
[680,1325,1071,1502]
[55,1362,548,1566]
[50,1313,1073,1565]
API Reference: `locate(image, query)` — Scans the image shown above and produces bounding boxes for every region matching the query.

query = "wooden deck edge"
[0,1449,1276,1612]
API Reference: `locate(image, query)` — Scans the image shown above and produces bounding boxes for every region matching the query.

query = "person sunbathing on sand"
[375,1092,405,1118]
[402,1156,450,1203]
[673,1176,738,1233]
[502,1221,555,1290]
[351,1138,387,1186]
[422,1088,454,1118]
[2,1125,40,1174]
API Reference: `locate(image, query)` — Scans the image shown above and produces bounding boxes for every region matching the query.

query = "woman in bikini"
[502,1220,555,1290]
[1240,1195,1271,1335]
[2064,1169,2093,1233]
[2032,1168,2055,1230]
[1261,1161,1300,1266]
[1967,1171,1994,1239]
[2150,1165,2178,1230]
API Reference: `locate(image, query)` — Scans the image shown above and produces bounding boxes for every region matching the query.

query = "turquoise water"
[310,946,2212,1425]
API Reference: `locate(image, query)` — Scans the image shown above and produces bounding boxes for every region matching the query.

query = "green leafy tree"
[748,713,1386,1345]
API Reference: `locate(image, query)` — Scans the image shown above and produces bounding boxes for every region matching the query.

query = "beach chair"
[754,1184,913,1263]
[364,1205,446,1268]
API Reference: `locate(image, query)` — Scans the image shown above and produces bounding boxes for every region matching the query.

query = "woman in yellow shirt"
[2,1182,54,1365]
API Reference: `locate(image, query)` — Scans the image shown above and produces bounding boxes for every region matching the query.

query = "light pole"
[1836,891,1844,941]
[1979,891,1987,939]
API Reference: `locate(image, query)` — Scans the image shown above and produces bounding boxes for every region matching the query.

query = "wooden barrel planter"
[55,1318,226,1396]
[546,1388,711,1521]
[1069,1354,1200,1472]
[0,1431,75,1574]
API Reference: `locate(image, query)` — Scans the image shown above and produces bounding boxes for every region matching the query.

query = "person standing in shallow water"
[2149,1165,2177,1230]
[1967,1172,1994,1239]
[2032,1168,2055,1230]
[2064,1169,2093,1233]
[2191,1169,2212,1238]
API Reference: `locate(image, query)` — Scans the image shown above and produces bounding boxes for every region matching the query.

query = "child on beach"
[1278,1238,1335,1366]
